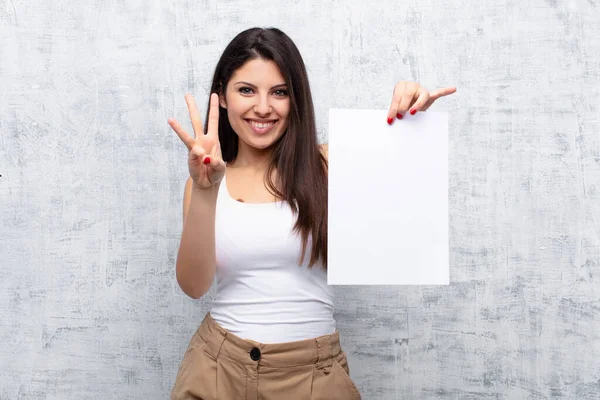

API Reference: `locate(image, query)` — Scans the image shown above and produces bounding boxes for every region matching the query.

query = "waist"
[198,312,341,367]
[210,300,335,343]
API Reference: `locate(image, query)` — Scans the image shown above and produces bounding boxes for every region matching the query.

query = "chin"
[237,128,286,150]
[246,136,279,150]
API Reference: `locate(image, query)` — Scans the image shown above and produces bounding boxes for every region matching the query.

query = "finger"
[204,156,226,173]
[214,158,226,172]
[168,118,195,149]
[431,86,457,100]
[184,94,204,139]
[200,136,218,158]
[198,141,226,173]
[206,93,220,139]
[397,82,420,117]
[387,82,406,123]
[190,144,208,163]
[407,87,430,115]
[422,86,457,111]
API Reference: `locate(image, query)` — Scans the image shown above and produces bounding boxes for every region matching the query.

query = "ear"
[219,93,227,109]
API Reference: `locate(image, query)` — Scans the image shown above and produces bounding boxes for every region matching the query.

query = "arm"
[176,177,219,299]
[319,143,328,162]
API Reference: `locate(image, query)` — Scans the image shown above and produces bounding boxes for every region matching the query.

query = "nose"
[253,94,273,115]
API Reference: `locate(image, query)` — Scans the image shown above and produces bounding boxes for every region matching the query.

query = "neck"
[229,141,274,173]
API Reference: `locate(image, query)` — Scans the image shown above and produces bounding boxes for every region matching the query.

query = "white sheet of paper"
[327,109,449,285]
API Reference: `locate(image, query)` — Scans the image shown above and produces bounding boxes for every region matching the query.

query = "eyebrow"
[234,81,287,89]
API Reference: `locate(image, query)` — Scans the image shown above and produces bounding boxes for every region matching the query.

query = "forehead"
[230,58,285,84]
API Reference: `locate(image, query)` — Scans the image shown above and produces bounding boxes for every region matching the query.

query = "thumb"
[211,158,226,173]
[190,145,207,162]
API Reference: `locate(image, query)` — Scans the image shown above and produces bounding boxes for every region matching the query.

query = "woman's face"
[219,58,291,152]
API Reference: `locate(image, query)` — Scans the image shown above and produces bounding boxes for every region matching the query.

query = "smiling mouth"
[245,119,278,125]
[245,119,279,134]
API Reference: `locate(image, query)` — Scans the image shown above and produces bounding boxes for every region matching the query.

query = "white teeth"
[249,120,275,129]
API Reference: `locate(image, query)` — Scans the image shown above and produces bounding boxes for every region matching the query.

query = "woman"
[167,27,456,400]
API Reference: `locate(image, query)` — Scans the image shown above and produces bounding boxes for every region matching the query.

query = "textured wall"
[1,0,599,399]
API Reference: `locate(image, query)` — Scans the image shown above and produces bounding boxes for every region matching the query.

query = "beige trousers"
[171,312,361,400]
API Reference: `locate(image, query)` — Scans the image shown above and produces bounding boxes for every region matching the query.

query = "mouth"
[244,119,279,135]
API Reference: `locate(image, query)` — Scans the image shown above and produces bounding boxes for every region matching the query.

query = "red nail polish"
[203,157,211,164]
[397,113,403,119]
[387,117,394,125]
[410,109,417,115]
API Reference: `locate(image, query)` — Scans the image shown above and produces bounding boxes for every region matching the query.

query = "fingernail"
[387,117,394,125]
[410,109,417,115]
[397,113,403,119]
[203,157,211,164]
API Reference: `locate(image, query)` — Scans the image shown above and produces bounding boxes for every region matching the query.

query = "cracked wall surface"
[1,0,599,398]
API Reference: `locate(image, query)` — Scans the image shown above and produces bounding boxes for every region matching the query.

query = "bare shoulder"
[319,143,328,161]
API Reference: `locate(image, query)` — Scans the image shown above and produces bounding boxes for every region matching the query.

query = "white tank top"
[209,171,336,344]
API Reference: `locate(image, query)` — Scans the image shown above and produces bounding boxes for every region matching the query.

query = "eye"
[238,87,289,97]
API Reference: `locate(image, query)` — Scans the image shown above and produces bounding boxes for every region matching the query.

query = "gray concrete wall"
[1,0,599,399]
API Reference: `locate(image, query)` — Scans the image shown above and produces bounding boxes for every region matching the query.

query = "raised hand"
[387,81,457,124]
[168,93,226,189]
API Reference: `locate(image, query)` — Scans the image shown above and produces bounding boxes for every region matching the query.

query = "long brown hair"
[203,27,328,270]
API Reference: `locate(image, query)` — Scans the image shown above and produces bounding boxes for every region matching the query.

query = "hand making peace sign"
[168,93,226,189]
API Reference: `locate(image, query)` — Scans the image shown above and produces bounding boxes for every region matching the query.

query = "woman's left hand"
[387,81,457,125]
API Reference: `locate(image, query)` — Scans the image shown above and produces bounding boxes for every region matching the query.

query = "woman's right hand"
[168,93,226,189]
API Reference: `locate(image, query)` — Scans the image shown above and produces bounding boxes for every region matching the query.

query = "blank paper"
[327,109,449,285]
